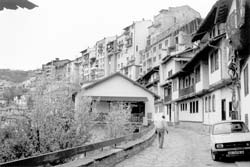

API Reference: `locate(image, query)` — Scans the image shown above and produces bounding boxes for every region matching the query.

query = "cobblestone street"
[115,127,250,167]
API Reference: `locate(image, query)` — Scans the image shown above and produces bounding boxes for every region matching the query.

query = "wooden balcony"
[179,85,195,97]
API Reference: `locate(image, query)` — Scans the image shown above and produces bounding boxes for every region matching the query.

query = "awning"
[91,96,148,102]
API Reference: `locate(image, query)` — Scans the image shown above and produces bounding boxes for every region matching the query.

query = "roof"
[91,96,148,102]
[168,33,226,79]
[161,48,195,64]
[184,33,226,71]
[137,66,159,81]
[82,72,160,99]
[192,0,233,42]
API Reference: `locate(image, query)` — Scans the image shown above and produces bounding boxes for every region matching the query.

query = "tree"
[0,75,98,163]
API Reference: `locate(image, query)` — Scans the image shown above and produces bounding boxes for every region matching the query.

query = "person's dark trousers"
[157,129,165,148]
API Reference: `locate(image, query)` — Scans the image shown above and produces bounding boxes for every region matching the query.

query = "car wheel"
[211,150,220,161]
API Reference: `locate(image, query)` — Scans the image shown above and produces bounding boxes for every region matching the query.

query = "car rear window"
[213,122,249,135]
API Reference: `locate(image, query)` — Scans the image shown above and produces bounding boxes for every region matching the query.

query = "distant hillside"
[0,69,34,83]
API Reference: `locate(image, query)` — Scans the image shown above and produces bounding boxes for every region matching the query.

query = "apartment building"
[141,6,201,75]
[138,7,201,121]
[79,47,97,82]
[118,20,152,80]
[95,36,117,79]
[42,58,70,79]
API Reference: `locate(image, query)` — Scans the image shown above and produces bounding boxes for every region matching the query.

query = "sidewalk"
[236,161,250,167]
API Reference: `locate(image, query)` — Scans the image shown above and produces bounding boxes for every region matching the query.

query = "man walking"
[155,115,168,149]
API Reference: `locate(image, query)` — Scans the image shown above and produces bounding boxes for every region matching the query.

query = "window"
[193,101,195,113]
[143,62,146,67]
[168,70,173,78]
[159,43,162,49]
[205,97,208,112]
[164,87,169,97]
[244,64,249,96]
[136,45,138,52]
[121,63,123,68]
[190,102,192,113]
[175,36,178,44]
[195,65,201,83]
[212,95,215,112]
[153,47,156,53]
[173,79,177,92]
[210,50,219,73]
[146,53,149,58]
[229,101,232,117]
[196,101,199,113]
[165,39,168,46]
[158,54,161,60]
[208,96,211,112]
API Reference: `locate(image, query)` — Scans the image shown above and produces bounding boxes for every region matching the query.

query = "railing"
[179,85,195,97]
[0,124,154,167]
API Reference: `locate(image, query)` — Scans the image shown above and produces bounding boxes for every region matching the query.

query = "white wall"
[241,57,250,129]
[178,98,203,122]
[203,87,232,125]
[195,61,209,92]
[134,20,152,65]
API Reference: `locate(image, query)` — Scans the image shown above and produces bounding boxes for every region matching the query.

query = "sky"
[0,0,217,71]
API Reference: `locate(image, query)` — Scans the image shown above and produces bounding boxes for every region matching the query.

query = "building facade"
[118,20,152,80]
[138,6,202,121]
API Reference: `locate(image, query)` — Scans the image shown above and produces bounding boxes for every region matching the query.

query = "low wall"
[0,125,155,167]
[58,128,156,167]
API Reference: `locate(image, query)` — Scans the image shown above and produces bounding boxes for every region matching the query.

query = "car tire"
[211,150,220,161]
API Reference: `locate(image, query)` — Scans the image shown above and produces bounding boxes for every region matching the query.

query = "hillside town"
[1,0,250,166]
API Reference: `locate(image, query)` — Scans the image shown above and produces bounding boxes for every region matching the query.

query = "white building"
[167,0,234,125]
[118,20,152,81]
[75,72,159,125]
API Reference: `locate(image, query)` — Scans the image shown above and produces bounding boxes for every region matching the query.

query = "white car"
[210,120,250,161]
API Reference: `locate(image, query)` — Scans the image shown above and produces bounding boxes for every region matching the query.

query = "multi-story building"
[138,7,201,121]
[118,20,152,80]
[42,58,70,79]
[95,36,117,79]
[80,47,97,82]
[141,6,201,75]
[166,0,234,125]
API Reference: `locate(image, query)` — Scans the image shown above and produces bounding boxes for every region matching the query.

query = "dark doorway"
[221,99,226,121]
[131,102,145,123]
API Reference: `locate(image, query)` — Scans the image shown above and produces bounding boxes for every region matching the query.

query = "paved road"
[115,127,249,167]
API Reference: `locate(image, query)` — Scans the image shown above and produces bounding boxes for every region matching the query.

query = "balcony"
[164,95,172,103]
[179,85,195,97]
[126,39,133,48]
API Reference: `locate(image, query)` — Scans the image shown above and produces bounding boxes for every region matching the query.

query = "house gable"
[81,73,156,99]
